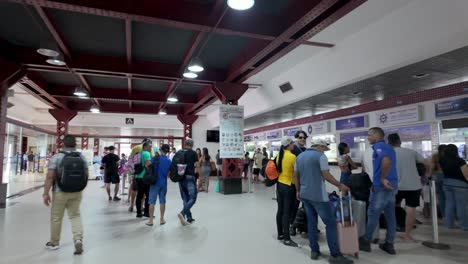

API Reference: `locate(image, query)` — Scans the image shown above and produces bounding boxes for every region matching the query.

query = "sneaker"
[187,218,195,224]
[143,213,150,218]
[74,240,83,255]
[136,213,143,218]
[45,242,59,250]
[128,206,133,213]
[277,235,284,241]
[283,239,298,247]
[359,237,371,252]
[311,251,322,260]
[108,196,112,201]
[379,242,396,255]
[178,213,188,226]
[372,238,379,244]
[329,254,354,264]
[113,196,121,201]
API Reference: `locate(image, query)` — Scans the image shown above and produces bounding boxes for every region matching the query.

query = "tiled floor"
[0,180,467,264]
[5,171,46,197]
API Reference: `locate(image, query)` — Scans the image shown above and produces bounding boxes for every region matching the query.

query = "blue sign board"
[283,127,301,137]
[336,116,367,130]
[435,97,468,118]
[340,131,368,148]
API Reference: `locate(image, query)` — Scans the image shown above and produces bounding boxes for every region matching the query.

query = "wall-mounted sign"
[125,118,134,125]
[219,105,244,158]
[335,116,367,130]
[305,121,331,135]
[376,105,422,126]
[340,131,368,148]
[244,135,253,142]
[384,124,432,141]
[435,97,468,118]
[283,127,301,137]
[252,133,265,141]
[266,130,281,140]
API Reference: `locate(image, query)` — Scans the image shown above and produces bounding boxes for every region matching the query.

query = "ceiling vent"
[279,82,293,93]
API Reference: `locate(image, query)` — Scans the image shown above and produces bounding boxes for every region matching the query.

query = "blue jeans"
[302,199,340,257]
[443,178,468,230]
[179,175,197,220]
[365,186,397,244]
[340,171,352,186]
[433,172,445,217]
[149,184,167,205]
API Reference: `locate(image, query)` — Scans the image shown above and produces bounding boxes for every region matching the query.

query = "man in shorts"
[388,133,429,241]
[146,144,171,226]
[102,146,121,201]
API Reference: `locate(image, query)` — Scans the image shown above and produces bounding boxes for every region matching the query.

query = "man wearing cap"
[295,139,353,264]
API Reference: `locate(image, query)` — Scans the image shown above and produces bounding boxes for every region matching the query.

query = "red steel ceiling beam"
[11,0,285,42]
[48,85,198,105]
[15,47,226,84]
[125,19,132,110]
[212,82,249,105]
[184,85,217,115]
[32,4,101,107]
[20,72,69,110]
[226,0,341,82]
[0,60,26,95]
[240,0,366,83]
[63,100,189,115]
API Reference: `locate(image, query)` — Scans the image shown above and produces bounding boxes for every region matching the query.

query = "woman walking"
[198,148,214,192]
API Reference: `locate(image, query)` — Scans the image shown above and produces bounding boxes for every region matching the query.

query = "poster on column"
[219,105,244,158]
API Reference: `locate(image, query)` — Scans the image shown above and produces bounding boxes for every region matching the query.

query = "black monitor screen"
[206,130,220,143]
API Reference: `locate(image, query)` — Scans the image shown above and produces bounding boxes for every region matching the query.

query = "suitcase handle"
[339,190,354,225]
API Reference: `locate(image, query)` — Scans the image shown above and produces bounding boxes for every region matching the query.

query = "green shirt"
[136,151,151,179]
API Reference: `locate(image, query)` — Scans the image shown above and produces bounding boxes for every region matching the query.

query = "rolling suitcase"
[352,200,379,240]
[337,192,359,259]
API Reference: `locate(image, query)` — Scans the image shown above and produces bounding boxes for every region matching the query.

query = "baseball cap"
[281,136,294,147]
[311,139,330,150]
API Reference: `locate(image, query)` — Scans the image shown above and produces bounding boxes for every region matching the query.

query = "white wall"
[192,115,219,161]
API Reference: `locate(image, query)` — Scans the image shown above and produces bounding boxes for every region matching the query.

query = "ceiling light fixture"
[46,53,66,66]
[73,87,88,97]
[227,0,255,10]
[412,73,429,78]
[183,70,198,79]
[90,105,100,113]
[158,109,167,115]
[187,57,204,72]
[37,41,60,57]
[167,96,178,102]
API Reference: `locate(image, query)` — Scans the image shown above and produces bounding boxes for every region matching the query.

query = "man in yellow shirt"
[276,136,298,247]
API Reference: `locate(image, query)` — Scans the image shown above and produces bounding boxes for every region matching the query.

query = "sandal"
[145,222,154,226]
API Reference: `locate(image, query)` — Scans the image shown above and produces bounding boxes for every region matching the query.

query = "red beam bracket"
[212,82,249,105]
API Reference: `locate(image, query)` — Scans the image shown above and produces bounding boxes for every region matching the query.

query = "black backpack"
[57,152,88,192]
[170,150,187,182]
[143,154,160,185]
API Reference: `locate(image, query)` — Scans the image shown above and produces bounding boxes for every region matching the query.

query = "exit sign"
[125,118,134,125]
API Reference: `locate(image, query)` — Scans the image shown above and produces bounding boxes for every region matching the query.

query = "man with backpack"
[135,140,153,218]
[171,138,199,225]
[146,144,171,226]
[42,135,88,255]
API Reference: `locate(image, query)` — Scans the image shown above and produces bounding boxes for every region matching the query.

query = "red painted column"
[81,134,89,150]
[0,61,26,208]
[49,109,77,151]
[93,138,99,156]
[177,115,198,146]
[212,83,249,179]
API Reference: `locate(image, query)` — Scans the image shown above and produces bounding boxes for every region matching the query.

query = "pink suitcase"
[337,192,359,259]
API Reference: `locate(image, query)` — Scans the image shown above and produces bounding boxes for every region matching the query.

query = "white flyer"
[219,105,244,158]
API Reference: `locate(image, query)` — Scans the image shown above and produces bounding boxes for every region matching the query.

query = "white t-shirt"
[362,148,374,182]
[169,152,176,161]
[394,147,425,191]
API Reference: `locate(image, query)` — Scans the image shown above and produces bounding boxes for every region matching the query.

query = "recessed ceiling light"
[187,57,204,72]
[158,110,167,115]
[73,87,88,97]
[46,58,66,66]
[352,91,362,95]
[413,73,429,78]
[228,0,255,10]
[37,41,60,57]
[90,105,100,113]
[183,71,198,79]
[167,96,178,102]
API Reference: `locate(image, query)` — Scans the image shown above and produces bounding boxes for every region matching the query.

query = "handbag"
[142,155,159,185]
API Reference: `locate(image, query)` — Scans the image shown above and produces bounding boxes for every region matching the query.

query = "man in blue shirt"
[295,140,353,264]
[359,127,398,255]
[146,144,172,226]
